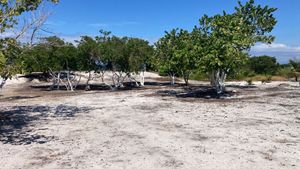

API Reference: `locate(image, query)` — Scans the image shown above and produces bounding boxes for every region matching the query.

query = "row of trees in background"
[231,55,300,82]
[1,0,300,93]
[16,32,154,90]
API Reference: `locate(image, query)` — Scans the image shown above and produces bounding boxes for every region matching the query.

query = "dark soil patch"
[156,87,234,99]
[0,96,41,102]
[21,73,52,82]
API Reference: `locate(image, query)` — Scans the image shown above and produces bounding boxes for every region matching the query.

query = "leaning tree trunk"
[182,71,191,86]
[56,72,61,90]
[112,71,126,88]
[183,77,189,86]
[210,69,227,94]
[100,70,105,83]
[66,70,74,91]
[0,76,8,90]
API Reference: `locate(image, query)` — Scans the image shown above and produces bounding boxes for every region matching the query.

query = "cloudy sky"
[251,43,300,64]
[4,0,300,64]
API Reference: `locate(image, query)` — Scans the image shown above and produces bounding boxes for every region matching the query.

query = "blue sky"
[43,0,300,63]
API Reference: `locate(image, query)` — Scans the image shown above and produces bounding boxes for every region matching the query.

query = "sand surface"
[0,74,300,169]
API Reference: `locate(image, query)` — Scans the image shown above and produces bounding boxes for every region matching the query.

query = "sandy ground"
[0,73,300,169]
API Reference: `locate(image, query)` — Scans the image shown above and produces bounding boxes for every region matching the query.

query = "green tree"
[77,35,105,89]
[126,38,153,86]
[18,36,78,90]
[0,0,58,86]
[104,36,153,87]
[77,32,153,88]
[77,36,101,71]
[155,29,196,85]
[20,36,77,73]
[289,59,300,82]
[0,0,58,33]
[193,0,277,93]
[155,29,198,85]
[0,38,22,78]
[249,55,279,75]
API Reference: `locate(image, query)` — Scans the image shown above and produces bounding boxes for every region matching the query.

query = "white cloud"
[252,43,300,53]
[0,31,16,38]
[0,31,33,43]
[251,43,300,63]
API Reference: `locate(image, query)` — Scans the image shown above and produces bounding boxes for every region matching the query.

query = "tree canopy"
[195,0,277,93]
[155,29,198,85]
[154,0,277,92]
[0,0,58,79]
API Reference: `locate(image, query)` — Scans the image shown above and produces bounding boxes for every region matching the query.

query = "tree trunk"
[169,73,176,85]
[183,77,189,86]
[210,69,227,94]
[67,71,74,91]
[0,76,7,90]
[57,72,61,90]
[100,71,105,83]
[182,71,191,86]
[85,71,92,90]
[128,73,139,87]
[140,71,145,86]
[74,75,81,90]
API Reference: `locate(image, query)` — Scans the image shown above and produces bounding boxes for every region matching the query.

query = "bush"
[227,68,256,81]
[190,71,208,81]
[158,69,168,76]
[277,67,293,78]
[246,78,253,85]
[249,56,279,75]
[266,75,272,82]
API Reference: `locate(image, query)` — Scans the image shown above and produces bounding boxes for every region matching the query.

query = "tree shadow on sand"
[144,81,176,86]
[30,82,144,91]
[156,85,235,99]
[30,84,112,91]
[0,96,41,102]
[0,105,91,145]
[226,84,257,89]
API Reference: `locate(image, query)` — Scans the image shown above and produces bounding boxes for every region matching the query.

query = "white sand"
[0,74,299,169]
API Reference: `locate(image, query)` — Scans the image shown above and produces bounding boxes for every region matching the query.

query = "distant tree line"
[228,55,300,82]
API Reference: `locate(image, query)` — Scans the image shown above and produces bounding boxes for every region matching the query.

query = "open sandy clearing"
[0,80,300,169]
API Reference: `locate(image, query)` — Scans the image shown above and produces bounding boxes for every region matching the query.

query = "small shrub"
[246,78,253,85]
[190,71,208,81]
[278,67,292,78]
[158,70,168,76]
[271,76,288,81]
[266,75,272,83]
